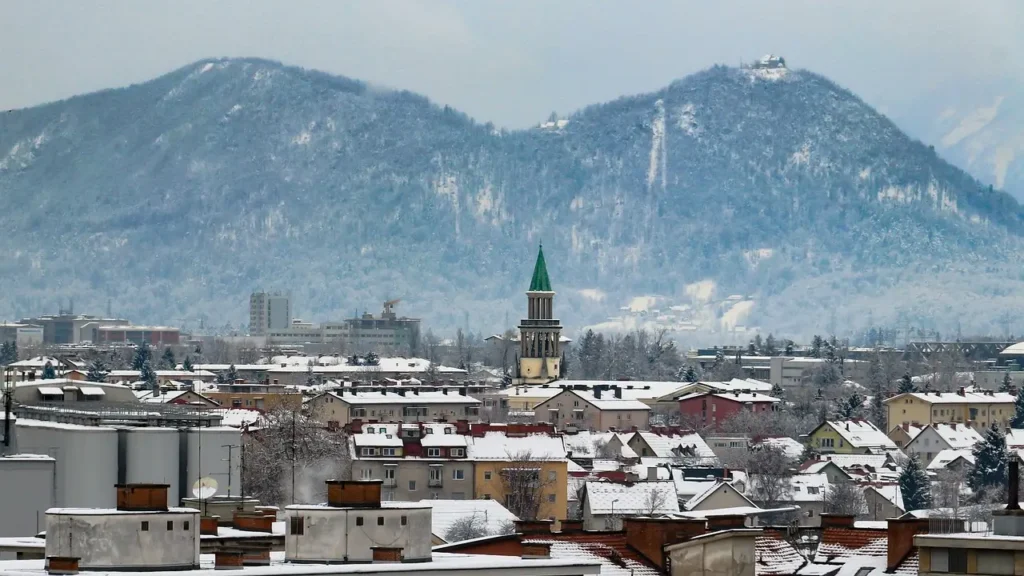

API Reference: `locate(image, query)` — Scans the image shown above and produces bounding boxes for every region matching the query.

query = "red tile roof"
[756,535,808,576]
[814,528,888,563]
[527,533,661,576]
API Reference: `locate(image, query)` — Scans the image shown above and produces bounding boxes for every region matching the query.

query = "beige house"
[885,389,1014,430]
[532,388,650,431]
[683,481,756,512]
[863,485,904,520]
[306,389,482,427]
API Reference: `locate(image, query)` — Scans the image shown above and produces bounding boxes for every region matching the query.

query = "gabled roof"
[528,245,553,292]
[813,526,887,564]
[676,391,780,404]
[864,485,904,511]
[913,423,983,450]
[1007,428,1024,448]
[810,420,896,449]
[550,389,650,411]
[466,432,566,461]
[884,391,1015,405]
[756,534,812,575]
[684,481,756,511]
[583,481,680,515]
[523,536,661,576]
[819,453,896,471]
[419,499,519,543]
[926,449,975,470]
[632,431,716,461]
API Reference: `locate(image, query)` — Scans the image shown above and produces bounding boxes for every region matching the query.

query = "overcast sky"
[2,1,1021,128]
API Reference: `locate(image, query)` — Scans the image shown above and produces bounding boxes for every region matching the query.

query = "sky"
[1,1,1022,129]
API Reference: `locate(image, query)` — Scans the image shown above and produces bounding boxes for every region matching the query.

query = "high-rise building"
[249,291,291,336]
[516,245,561,384]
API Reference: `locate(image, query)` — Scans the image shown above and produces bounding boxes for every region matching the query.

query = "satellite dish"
[192,477,218,500]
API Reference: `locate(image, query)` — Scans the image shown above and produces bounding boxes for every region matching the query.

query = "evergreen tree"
[898,455,932,512]
[682,365,699,383]
[559,352,568,378]
[0,342,11,365]
[897,372,916,394]
[132,341,152,371]
[784,340,795,356]
[182,356,194,372]
[141,361,158,392]
[216,371,227,384]
[970,426,1007,492]
[364,352,380,366]
[42,361,57,380]
[867,355,887,428]
[86,359,109,382]
[837,392,865,419]
[1012,387,1024,429]
[1001,372,1015,393]
[160,347,176,370]
[5,341,17,364]
[763,334,778,356]
[226,364,239,383]
[305,365,317,387]
[810,335,823,358]
[770,382,784,398]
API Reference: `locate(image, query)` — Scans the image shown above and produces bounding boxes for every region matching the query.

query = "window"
[184,521,190,531]
[548,470,557,482]
[377,517,385,526]
[807,487,820,495]
[361,448,377,457]
[167,520,174,530]
[425,428,433,434]
[385,468,395,480]
[484,471,492,480]
[290,516,305,535]
[401,516,407,526]
[451,448,465,457]
[356,517,364,526]
[141,521,149,531]
[444,428,452,434]
[409,480,417,491]
[360,468,373,480]
[453,469,466,480]
[382,448,397,456]
[427,448,441,457]
[383,491,395,501]
[548,494,556,503]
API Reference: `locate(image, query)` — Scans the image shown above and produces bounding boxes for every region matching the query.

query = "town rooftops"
[811,420,896,450]
[927,449,975,470]
[419,499,519,543]
[466,432,567,461]
[559,389,651,411]
[675,390,780,404]
[633,431,717,462]
[928,423,983,449]
[884,390,1015,404]
[319,390,481,405]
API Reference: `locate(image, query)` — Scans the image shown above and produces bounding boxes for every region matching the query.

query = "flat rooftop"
[0,551,600,576]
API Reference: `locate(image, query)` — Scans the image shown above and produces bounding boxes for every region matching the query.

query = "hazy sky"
[2,1,1021,128]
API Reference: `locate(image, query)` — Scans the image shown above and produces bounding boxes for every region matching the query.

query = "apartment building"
[249,291,292,336]
[884,388,1015,430]
[531,388,651,431]
[306,389,481,427]
[350,422,475,501]
[676,390,780,429]
[805,419,897,454]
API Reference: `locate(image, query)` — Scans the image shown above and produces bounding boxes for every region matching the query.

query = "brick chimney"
[514,520,555,535]
[200,516,221,536]
[887,518,930,571]
[240,542,272,566]
[326,480,382,508]
[819,513,856,529]
[558,520,584,533]
[115,484,169,512]
[46,557,79,575]
[521,542,552,559]
[214,550,245,571]
[233,512,274,533]
[624,517,707,571]
[706,515,747,532]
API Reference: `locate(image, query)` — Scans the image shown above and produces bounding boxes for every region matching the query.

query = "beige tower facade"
[517,245,562,385]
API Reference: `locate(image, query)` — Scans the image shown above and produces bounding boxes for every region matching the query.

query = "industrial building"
[17,312,129,345]
[261,300,421,355]
[94,325,181,346]
[0,323,43,347]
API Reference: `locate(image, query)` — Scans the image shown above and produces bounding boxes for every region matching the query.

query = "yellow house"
[884,390,1015,431]
[468,431,568,520]
[805,420,896,454]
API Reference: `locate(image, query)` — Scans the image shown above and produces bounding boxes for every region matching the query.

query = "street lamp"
[611,498,619,529]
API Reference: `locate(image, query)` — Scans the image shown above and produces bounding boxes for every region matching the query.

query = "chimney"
[521,542,552,559]
[594,389,602,400]
[233,512,274,532]
[1009,456,1020,511]
[443,389,448,395]
[214,550,245,570]
[706,515,747,532]
[46,557,79,575]
[558,520,584,533]
[614,387,622,399]
[240,542,272,566]
[819,513,856,529]
[624,518,707,572]
[887,518,930,572]
[647,466,659,481]
[371,547,403,563]
[326,480,382,508]
[514,519,555,535]
[459,388,466,396]
[115,484,169,511]
[200,515,221,536]
[958,387,965,396]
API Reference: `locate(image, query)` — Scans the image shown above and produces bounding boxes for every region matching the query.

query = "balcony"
[428,478,443,488]
[383,478,397,488]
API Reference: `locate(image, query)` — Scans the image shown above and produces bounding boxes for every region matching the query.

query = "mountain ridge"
[1,57,1022,338]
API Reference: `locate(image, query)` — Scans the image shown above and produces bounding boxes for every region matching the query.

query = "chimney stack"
[214,550,245,570]
[371,547,403,563]
[514,520,555,535]
[326,480,382,508]
[115,484,169,512]
[521,542,552,559]
[1009,455,1020,511]
[887,518,930,572]
[819,514,856,529]
[594,389,602,400]
[706,515,747,532]
[614,387,622,399]
[647,466,659,482]
[46,557,79,575]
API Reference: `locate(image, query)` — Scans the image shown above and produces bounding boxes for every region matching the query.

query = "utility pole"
[221,444,240,499]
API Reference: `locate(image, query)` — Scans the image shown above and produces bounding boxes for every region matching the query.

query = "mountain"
[886,75,1024,202]
[1,57,1023,338]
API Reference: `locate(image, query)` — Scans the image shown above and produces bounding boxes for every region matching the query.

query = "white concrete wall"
[125,429,180,505]
[15,422,118,508]
[285,506,431,563]
[46,511,199,569]
[186,428,242,500]
[0,458,55,536]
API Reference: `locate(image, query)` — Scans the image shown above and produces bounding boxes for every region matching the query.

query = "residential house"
[926,449,975,472]
[805,420,896,454]
[864,485,905,520]
[796,459,852,485]
[350,422,475,501]
[469,430,568,521]
[580,481,679,530]
[903,424,982,466]
[888,424,924,448]
[683,480,757,512]
[205,384,303,411]
[884,389,1015,430]
[134,389,219,407]
[306,389,481,427]
[532,388,651,431]
[748,473,829,527]
[561,431,638,468]
[502,380,689,416]
[627,431,718,466]
[676,390,779,429]
[653,378,773,407]
[107,369,217,385]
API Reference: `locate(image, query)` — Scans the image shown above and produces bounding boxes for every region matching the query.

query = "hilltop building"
[516,246,562,385]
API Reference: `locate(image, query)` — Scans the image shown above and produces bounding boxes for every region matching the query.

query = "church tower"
[517,245,562,384]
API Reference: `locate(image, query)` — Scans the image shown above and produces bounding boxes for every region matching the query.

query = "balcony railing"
[383,478,397,487]
[428,478,443,488]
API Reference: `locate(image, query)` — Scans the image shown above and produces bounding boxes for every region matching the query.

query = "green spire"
[529,244,552,292]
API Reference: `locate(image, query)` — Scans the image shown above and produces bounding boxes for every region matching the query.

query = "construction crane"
[382,299,402,318]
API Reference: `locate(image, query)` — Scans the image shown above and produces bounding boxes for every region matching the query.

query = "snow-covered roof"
[887,391,1015,404]
[525,539,660,576]
[684,481,754,511]
[8,356,62,368]
[421,425,472,448]
[320,391,480,405]
[352,430,404,448]
[109,369,216,378]
[927,449,976,470]
[584,481,680,515]
[819,420,896,449]
[821,453,895,471]
[209,409,263,428]
[562,431,638,459]
[890,424,925,441]
[419,499,519,543]
[503,380,687,402]
[756,535,810,576]
[1007,428,1024,448]
[265,357,466,375]
[786,473,830,503]
[757,437,805,460]
[557,389,651,411]
[467,432,566,461]
[1000,342,1024,355]
[633,432,717,463]
[929,424,983,450]
[866,484,905,511]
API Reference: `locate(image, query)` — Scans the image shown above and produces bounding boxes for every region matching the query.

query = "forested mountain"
[1,57,1022,336]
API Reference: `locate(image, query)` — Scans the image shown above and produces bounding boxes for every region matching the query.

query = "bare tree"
[242,407,352,506]
[644,487,669,515]
[444,514,490,543]
[824,480,867,517]
[500,450,556,520]
[746,444,795,523]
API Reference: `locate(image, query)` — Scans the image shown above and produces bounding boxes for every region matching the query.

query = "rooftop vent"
[325,480,382,508]
[115,484,169,512]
